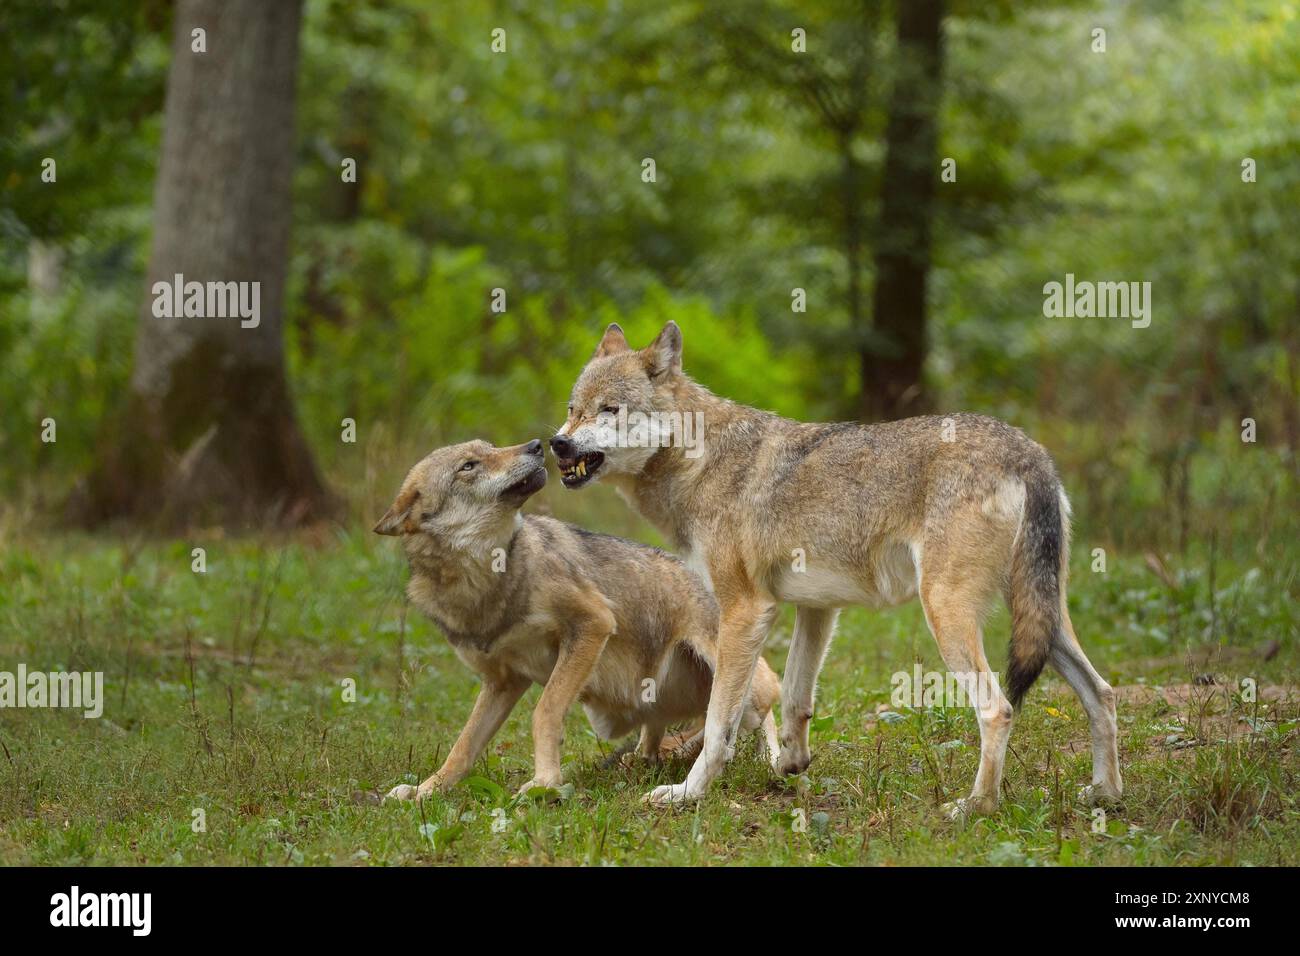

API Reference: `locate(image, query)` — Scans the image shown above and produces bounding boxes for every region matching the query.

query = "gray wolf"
[551,322,1122,817]
[375,437,780,800]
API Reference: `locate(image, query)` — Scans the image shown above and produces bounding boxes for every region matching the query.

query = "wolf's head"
[373,438,546,550]
[550,321,684,489]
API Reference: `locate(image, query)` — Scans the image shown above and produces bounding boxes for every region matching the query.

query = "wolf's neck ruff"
[611,375,775,550]
[406,523,528,651]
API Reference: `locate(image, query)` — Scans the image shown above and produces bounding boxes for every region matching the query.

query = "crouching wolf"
[551,322,1122,818]
[374,438,780,800]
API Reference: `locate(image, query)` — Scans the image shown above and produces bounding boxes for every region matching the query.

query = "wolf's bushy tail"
[1006,472,1065,708]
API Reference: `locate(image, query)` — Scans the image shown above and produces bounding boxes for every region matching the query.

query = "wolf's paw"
[941,795,997,821]
[940,798,970,821]
[644,782,698,806]
[774,745,811,777]
[1078,783,1122,807]
[385,777,445,803]
[620,751,660,768]
[516,777,562,799]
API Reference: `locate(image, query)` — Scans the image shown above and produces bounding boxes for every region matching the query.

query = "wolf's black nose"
[525,438,543,457]
[549,435,574,458]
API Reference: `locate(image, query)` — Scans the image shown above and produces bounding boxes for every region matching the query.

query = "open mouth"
[501,465,547,500]
[556,451,605,489]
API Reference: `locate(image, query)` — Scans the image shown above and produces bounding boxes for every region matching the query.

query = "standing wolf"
[551,322,1122,816]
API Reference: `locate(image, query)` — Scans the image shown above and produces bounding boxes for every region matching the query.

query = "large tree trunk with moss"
[863,0,944,422]
[78,0,332,529]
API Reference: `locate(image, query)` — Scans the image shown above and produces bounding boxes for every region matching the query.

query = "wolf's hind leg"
[735,698,779,767]
[776,606,839,776]
[662,724,705,762]
[743,654,783,768]
[1050,605,1122,804]
[920,558,1012,819]
[636,724,665,761]
[758,710,780,767]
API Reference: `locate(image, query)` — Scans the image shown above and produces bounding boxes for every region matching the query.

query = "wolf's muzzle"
[501,462,547,501]
[549,434,574,458]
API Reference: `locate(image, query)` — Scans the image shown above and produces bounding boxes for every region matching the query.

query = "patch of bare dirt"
[1045,681,1298,762]
[1112,681,1297,709]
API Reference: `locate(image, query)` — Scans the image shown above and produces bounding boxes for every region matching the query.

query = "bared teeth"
[560,459,592,481]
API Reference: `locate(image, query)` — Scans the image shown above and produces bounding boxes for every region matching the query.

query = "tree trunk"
[863,0,944,422]
[78,0,333,529]
[840,132,867,393]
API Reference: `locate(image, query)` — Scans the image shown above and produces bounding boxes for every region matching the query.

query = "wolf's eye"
[460,460,477,472]
[600,405,619,416]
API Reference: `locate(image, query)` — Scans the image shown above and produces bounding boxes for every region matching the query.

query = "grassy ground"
[0,521,1296,866]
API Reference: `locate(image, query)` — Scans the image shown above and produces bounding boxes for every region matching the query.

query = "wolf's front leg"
[647,596,777,805]
[386,676,529,802]
[776,606,839,775]
[519,610,613,795]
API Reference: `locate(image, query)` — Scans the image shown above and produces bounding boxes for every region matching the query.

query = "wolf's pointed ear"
[643,321,682,378]
[373,487,419,536]
[594,323,630,359]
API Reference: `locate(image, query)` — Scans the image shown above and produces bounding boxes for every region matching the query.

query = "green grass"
[0,525,1296,866]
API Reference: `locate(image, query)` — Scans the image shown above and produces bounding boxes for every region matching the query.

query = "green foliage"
[0,0,1296,555]
[287,241,818,468]
[0,0,167,240]
[0,271,137,496]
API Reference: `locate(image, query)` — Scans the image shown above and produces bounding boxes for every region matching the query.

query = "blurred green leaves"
[0,0,1295,554]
